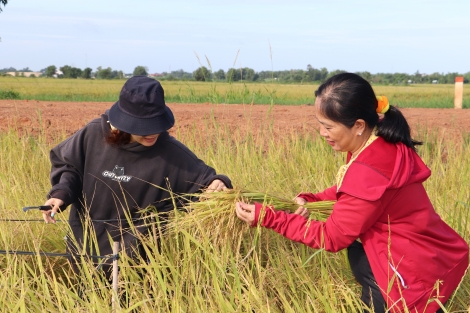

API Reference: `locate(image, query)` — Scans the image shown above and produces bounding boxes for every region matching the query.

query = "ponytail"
[376,105,422,151]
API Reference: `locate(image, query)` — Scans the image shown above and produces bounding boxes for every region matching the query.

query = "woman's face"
[314,99,365,155]
[130,133,160,147]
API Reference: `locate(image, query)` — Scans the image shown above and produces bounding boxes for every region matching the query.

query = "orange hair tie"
[376,96,390,114]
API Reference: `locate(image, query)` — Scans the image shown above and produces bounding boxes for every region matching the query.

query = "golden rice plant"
[165,188,335,254]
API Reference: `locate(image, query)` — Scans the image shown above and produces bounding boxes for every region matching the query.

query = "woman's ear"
[354,119,366,135]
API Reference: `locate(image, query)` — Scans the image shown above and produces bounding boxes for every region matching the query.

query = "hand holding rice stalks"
[166,188,335,248]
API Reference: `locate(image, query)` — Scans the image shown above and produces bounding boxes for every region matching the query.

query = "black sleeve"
[157,165,225,211]
[154,137,233,212]
[48,148,83,208]
[209,174,232,189]
[197,170,233,190]
[47,128,87,208]
[162,135,233,193]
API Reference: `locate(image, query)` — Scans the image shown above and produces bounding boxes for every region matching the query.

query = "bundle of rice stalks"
[166,187,335,253]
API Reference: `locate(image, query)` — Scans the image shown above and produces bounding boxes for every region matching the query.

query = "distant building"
[148,73,164,78]
[53,70,63,78]
[432,80,438,84]
[6,71,43,77]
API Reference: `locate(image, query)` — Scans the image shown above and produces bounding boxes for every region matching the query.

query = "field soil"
[1,100,470,141]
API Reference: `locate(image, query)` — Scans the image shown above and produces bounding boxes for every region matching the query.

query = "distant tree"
[284,69,303,82]
[319,68,328,81]
[304,65,314,82]
[242,68,256,81]
[133,66,148,76]
[213,69,225,80]
[96,66,112,79]
[425,72,440,84]
[60,65,82,78]
[0,0,7,12]
[59,65,71,78]
[0,67,16,73]
[355,71,372,81]
[72,67,82,78]
[411,70,422,84]
[443,72,460,84]
[464,72,470,84]
[169,69,188,79]
[326,69,347,80]
[45,65,57,77]
[165,74,176,81]
[226,67,257,82]
[82,67,92,79]
[19,67,32,72]
[226,68,239,82]
[193,66,211,81]
[110,70,119,79]
[393,73,410,84]
[181,73,192,81]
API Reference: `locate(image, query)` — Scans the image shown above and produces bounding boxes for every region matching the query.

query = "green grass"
[1,76,469,107]
[0,117,469,312]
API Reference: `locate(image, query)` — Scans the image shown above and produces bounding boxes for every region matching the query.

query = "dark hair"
[315,73,422,150]
[105,129,132,146]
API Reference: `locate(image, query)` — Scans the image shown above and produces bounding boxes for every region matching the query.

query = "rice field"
[0,116,469,312]
[1,76,469,108]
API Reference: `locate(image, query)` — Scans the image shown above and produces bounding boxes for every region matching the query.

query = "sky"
[1,0,469,75]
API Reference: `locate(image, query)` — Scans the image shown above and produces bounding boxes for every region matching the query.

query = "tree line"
[191,65,470,84]
[1,64,469,84]
[0,65,149,79]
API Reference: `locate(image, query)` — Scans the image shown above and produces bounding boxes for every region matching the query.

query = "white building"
[6,71,43,77]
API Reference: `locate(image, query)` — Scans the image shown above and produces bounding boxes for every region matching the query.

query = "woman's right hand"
[235,201,256,225]
[294,197,307,206]
[42,198,64,224]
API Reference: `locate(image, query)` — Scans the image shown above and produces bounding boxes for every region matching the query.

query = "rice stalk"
[165,188,334,254]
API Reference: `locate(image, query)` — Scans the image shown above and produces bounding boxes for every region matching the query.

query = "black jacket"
[48,114,232,261]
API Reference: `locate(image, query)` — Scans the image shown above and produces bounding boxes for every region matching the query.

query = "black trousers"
[347,241,445,313]
[348,241,386,313]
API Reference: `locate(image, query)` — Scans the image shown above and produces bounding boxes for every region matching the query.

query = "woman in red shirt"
[235,73,469,313]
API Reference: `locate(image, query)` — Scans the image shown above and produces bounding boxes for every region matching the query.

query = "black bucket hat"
[108,76,175,135]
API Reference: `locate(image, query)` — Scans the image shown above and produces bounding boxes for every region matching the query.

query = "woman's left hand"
[293,196,309,218]
[293,206,310,219]
[235,201,256,225]
[206,179,227,192]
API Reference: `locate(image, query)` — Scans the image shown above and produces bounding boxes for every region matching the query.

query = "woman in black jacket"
[41,76,232,277]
